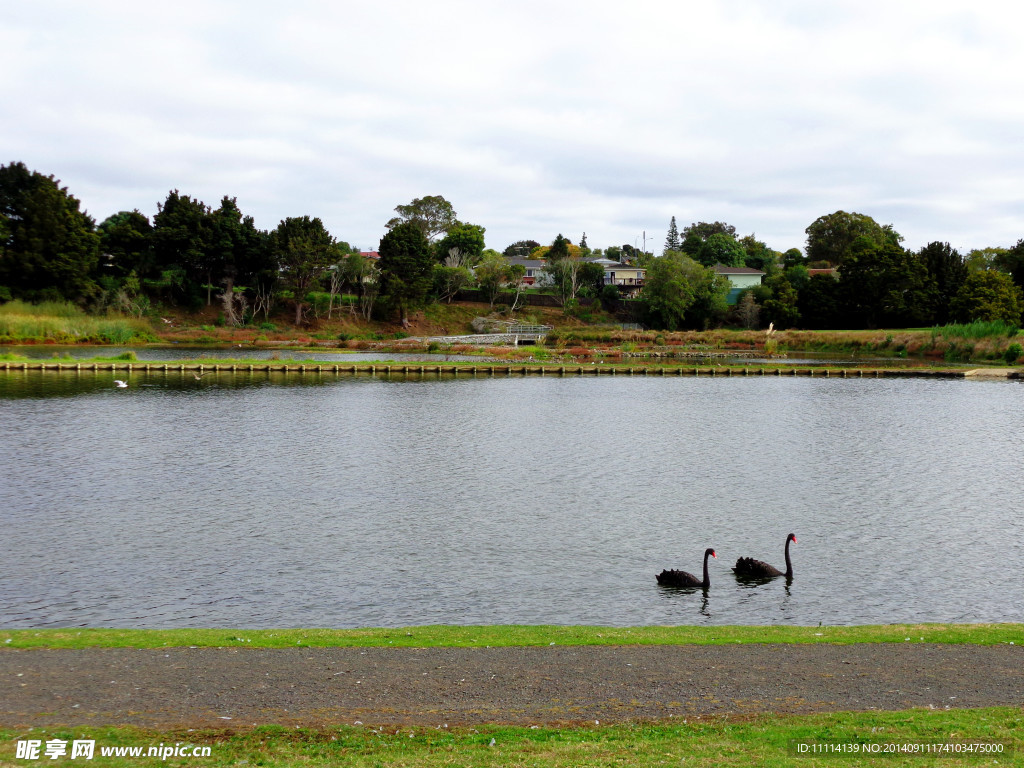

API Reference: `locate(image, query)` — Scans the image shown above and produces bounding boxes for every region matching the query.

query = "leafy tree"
[949,270,1023,325]
[760,272,800,329]
[433,264,472,303]
[805,210,902,266]
[97,210,154,280]
[664,216,682,254]
[739,235,778,273]
[919,241,967,325]
[641,252,729,330]
[272,215,337,325]
[207,196,272,320]
[839,237,931,328]
[993,239,1024,293]
[474,251,515,307]
[697,232,746,268]
[434,222,485,265]
[798,273,843,329]
[964,247,1006,273]
[782,248,805,269]
[378,221,433,325]
[386,195,457,242]
[783,264,810,293]
[548,233,571,261]
[503,240,540,258]
[341,252,379,320]
[0,161,101,302]
[151,190,212,305]
[680,221,736,256]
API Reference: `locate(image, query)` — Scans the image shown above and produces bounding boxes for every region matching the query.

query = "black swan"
[733,533,797,579]
[657,548,717,588]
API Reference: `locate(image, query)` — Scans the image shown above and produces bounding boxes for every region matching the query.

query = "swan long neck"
[784,536,793,578]
[702,550,712,588]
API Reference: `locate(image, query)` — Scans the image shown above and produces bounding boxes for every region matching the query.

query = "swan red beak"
[711,551,717,558]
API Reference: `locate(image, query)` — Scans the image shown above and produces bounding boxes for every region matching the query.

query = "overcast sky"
[4,1,1023,255]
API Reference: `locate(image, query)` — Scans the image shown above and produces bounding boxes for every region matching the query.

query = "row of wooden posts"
[0,361,969,378]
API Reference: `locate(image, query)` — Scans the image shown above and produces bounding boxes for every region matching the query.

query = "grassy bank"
[2,708,1021,767]
[0,300,155,344]
[3,623,1022,649]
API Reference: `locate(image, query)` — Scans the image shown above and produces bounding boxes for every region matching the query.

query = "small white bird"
[114,380,128,388]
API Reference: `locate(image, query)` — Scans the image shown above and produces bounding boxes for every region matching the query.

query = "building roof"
[505,257,546,268]
[712,264,764,275]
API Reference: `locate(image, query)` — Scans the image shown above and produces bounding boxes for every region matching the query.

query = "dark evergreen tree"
[548,233,571,261]
[839,237,932,328]
[0,161,100,302]
[664,216,681,254]
[150,190,212,305]
[378,221,433,325]
[502,240,540,258]
[919,241,967,324]
[272,215,337,325]
[993,239,1024,293]
[97,210,154,280]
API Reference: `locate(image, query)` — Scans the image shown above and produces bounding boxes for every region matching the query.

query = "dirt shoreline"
[2,644,1022,730]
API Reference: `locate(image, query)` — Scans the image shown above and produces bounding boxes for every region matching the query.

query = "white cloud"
[3,0,1024,254]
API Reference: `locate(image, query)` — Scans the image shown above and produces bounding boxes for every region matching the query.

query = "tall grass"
[0,300,155,343]
[933,320,1021,340]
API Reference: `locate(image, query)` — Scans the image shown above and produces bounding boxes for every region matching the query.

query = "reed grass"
[932,320,1021,340]
[0,300,155,343]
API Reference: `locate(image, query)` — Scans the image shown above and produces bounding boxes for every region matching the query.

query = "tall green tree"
[386,195,457,242]
[548,233,571,261]
[273,215,337,325]
[696,232,746,267]
[805,210,902,266]
[151,190,212,305]
[0,161,100,302]
[919,241,967,325]
[378,221,433,325]
[949,270,1023,325]
[97,210,154,280]
[797,273,843,329]
[680,221,736,256]
[993,239,1024,293]
[663,216,681,254]
[839,237,931,328]
[641,252,729,330]
[434,222,485,265]
[760,271,801,329]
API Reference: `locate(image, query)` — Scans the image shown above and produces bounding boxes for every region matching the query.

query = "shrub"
[1004,343,1023,365]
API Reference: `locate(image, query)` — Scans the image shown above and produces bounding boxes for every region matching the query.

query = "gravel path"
[2,645,1022,729]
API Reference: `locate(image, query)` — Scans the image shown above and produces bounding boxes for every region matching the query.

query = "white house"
[712,264,765,305]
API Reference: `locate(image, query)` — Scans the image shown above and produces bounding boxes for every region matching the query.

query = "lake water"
[1,371,1022,629]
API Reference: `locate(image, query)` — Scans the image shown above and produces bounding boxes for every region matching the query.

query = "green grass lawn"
[4,625,1022,765]
[3,623,1022,649]
[2,708,1021,767]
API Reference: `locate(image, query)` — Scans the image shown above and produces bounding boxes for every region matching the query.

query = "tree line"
[2,161,1022,331]
[654,213,1024,330]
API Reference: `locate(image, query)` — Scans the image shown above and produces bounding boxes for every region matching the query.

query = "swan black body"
[657,548,717,588]
[733,533,796,579]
